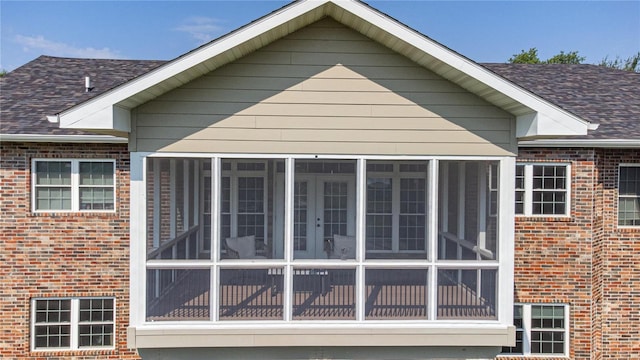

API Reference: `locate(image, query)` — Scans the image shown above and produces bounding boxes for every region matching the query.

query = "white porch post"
[129,152,148,327]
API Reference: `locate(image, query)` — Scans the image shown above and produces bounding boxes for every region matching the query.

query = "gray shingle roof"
[2,56,639,140]
[483,63,640,140]
[0,55,164,135]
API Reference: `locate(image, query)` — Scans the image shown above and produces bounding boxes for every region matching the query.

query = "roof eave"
[0,133,128,143]
[519,139,640,148]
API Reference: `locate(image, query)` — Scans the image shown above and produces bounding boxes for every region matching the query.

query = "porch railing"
[147,225,201,260]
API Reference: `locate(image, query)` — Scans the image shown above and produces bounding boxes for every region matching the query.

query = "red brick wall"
[595,148,640,360]
[503,148,596,360]
[0,142,140,359]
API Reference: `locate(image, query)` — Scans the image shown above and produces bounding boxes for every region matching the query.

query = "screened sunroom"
[138,155,509,323]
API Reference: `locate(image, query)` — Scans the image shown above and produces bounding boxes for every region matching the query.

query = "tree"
[599,52,640,72]
[508,48,584,64]
[508,48,541,64]
[0,69,6,77]
[545,51,585,64]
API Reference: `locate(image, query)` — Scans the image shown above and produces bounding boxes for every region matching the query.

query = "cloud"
[14,34,123,59]
[175,16,225,44]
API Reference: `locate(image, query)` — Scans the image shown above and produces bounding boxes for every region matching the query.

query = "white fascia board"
[60,105,131,132]
[516,112,591,138]
[57,0,330,131]
[519,138,640,148]
[0,133,127,143]
[335,0,592,138]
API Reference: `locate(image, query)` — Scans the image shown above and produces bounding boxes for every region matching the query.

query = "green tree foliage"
[509,48,584,64]
[0,69,6,77]
[599,52,640,72]
[508,48,541,64]
[545,50,585,64]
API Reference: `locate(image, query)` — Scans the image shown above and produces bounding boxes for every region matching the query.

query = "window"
[501,304,568,356]
[33,159,115,212]
[515,163,570,216]
[31,297,115,351]
[618,165,640,226]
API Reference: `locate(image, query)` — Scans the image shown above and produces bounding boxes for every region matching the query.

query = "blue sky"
[1,1,639,71]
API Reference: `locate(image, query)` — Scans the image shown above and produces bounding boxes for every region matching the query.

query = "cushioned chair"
[225,235,267,259]
[330,234,356,260]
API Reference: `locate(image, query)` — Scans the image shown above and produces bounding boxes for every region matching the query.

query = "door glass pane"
[294,181,308,251]
[294,160,356,260]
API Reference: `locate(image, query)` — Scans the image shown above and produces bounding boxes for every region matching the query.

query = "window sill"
[128,324,515,349]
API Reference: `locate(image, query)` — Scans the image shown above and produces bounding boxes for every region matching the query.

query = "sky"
[1,0,639,72]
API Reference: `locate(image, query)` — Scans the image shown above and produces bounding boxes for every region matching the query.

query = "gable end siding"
[134,19,516,156]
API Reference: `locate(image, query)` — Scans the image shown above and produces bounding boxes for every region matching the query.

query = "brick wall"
[0,142,139,359]
[595,148,640,359]
[503,148,596,360]
[3,142,639,359]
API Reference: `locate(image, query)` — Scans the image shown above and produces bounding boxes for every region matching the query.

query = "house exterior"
[1,1,638,359]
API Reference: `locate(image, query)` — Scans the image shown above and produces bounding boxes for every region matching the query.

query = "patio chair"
[330,234,356,260]
[225,235,266,259]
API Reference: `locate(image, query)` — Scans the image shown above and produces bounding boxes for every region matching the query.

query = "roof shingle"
[2,56,639,141]
[0,55,164,135]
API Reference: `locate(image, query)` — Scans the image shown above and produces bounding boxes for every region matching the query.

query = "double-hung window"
[32,159,116,212]
[515,163,570,216]
[501,304,569,356]
[618,165,640,226]
[31,297,115,351]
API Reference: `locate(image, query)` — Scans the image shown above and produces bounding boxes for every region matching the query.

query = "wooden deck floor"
[147,270,495,321]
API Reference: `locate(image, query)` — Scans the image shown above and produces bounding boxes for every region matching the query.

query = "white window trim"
[499,303,570,357]
[30,297,116,352]
[515,162,571,217]
[130,153,514,330]
[31,159,116,213]
[617,164,640,228]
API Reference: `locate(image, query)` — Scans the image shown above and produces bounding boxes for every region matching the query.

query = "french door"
[293,175,355,259]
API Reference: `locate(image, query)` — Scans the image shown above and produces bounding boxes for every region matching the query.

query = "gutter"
[0,133,128,143]
[519,139,640,148]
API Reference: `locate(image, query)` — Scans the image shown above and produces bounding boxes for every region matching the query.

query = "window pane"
[36,187,71,210]
[79,162,114,186]
[531,165,568,215]
[619,166,640,226]
[78,324,114,348]
[365,269,428,320]
[79,188,114,210]
[34,324,71,349]
[36,161,71,185]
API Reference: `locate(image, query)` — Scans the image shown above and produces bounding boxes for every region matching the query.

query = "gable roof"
[0,55,163,141]
[45,0,592,139]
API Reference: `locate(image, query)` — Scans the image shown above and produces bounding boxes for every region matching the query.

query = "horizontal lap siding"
[135,18,515,156]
